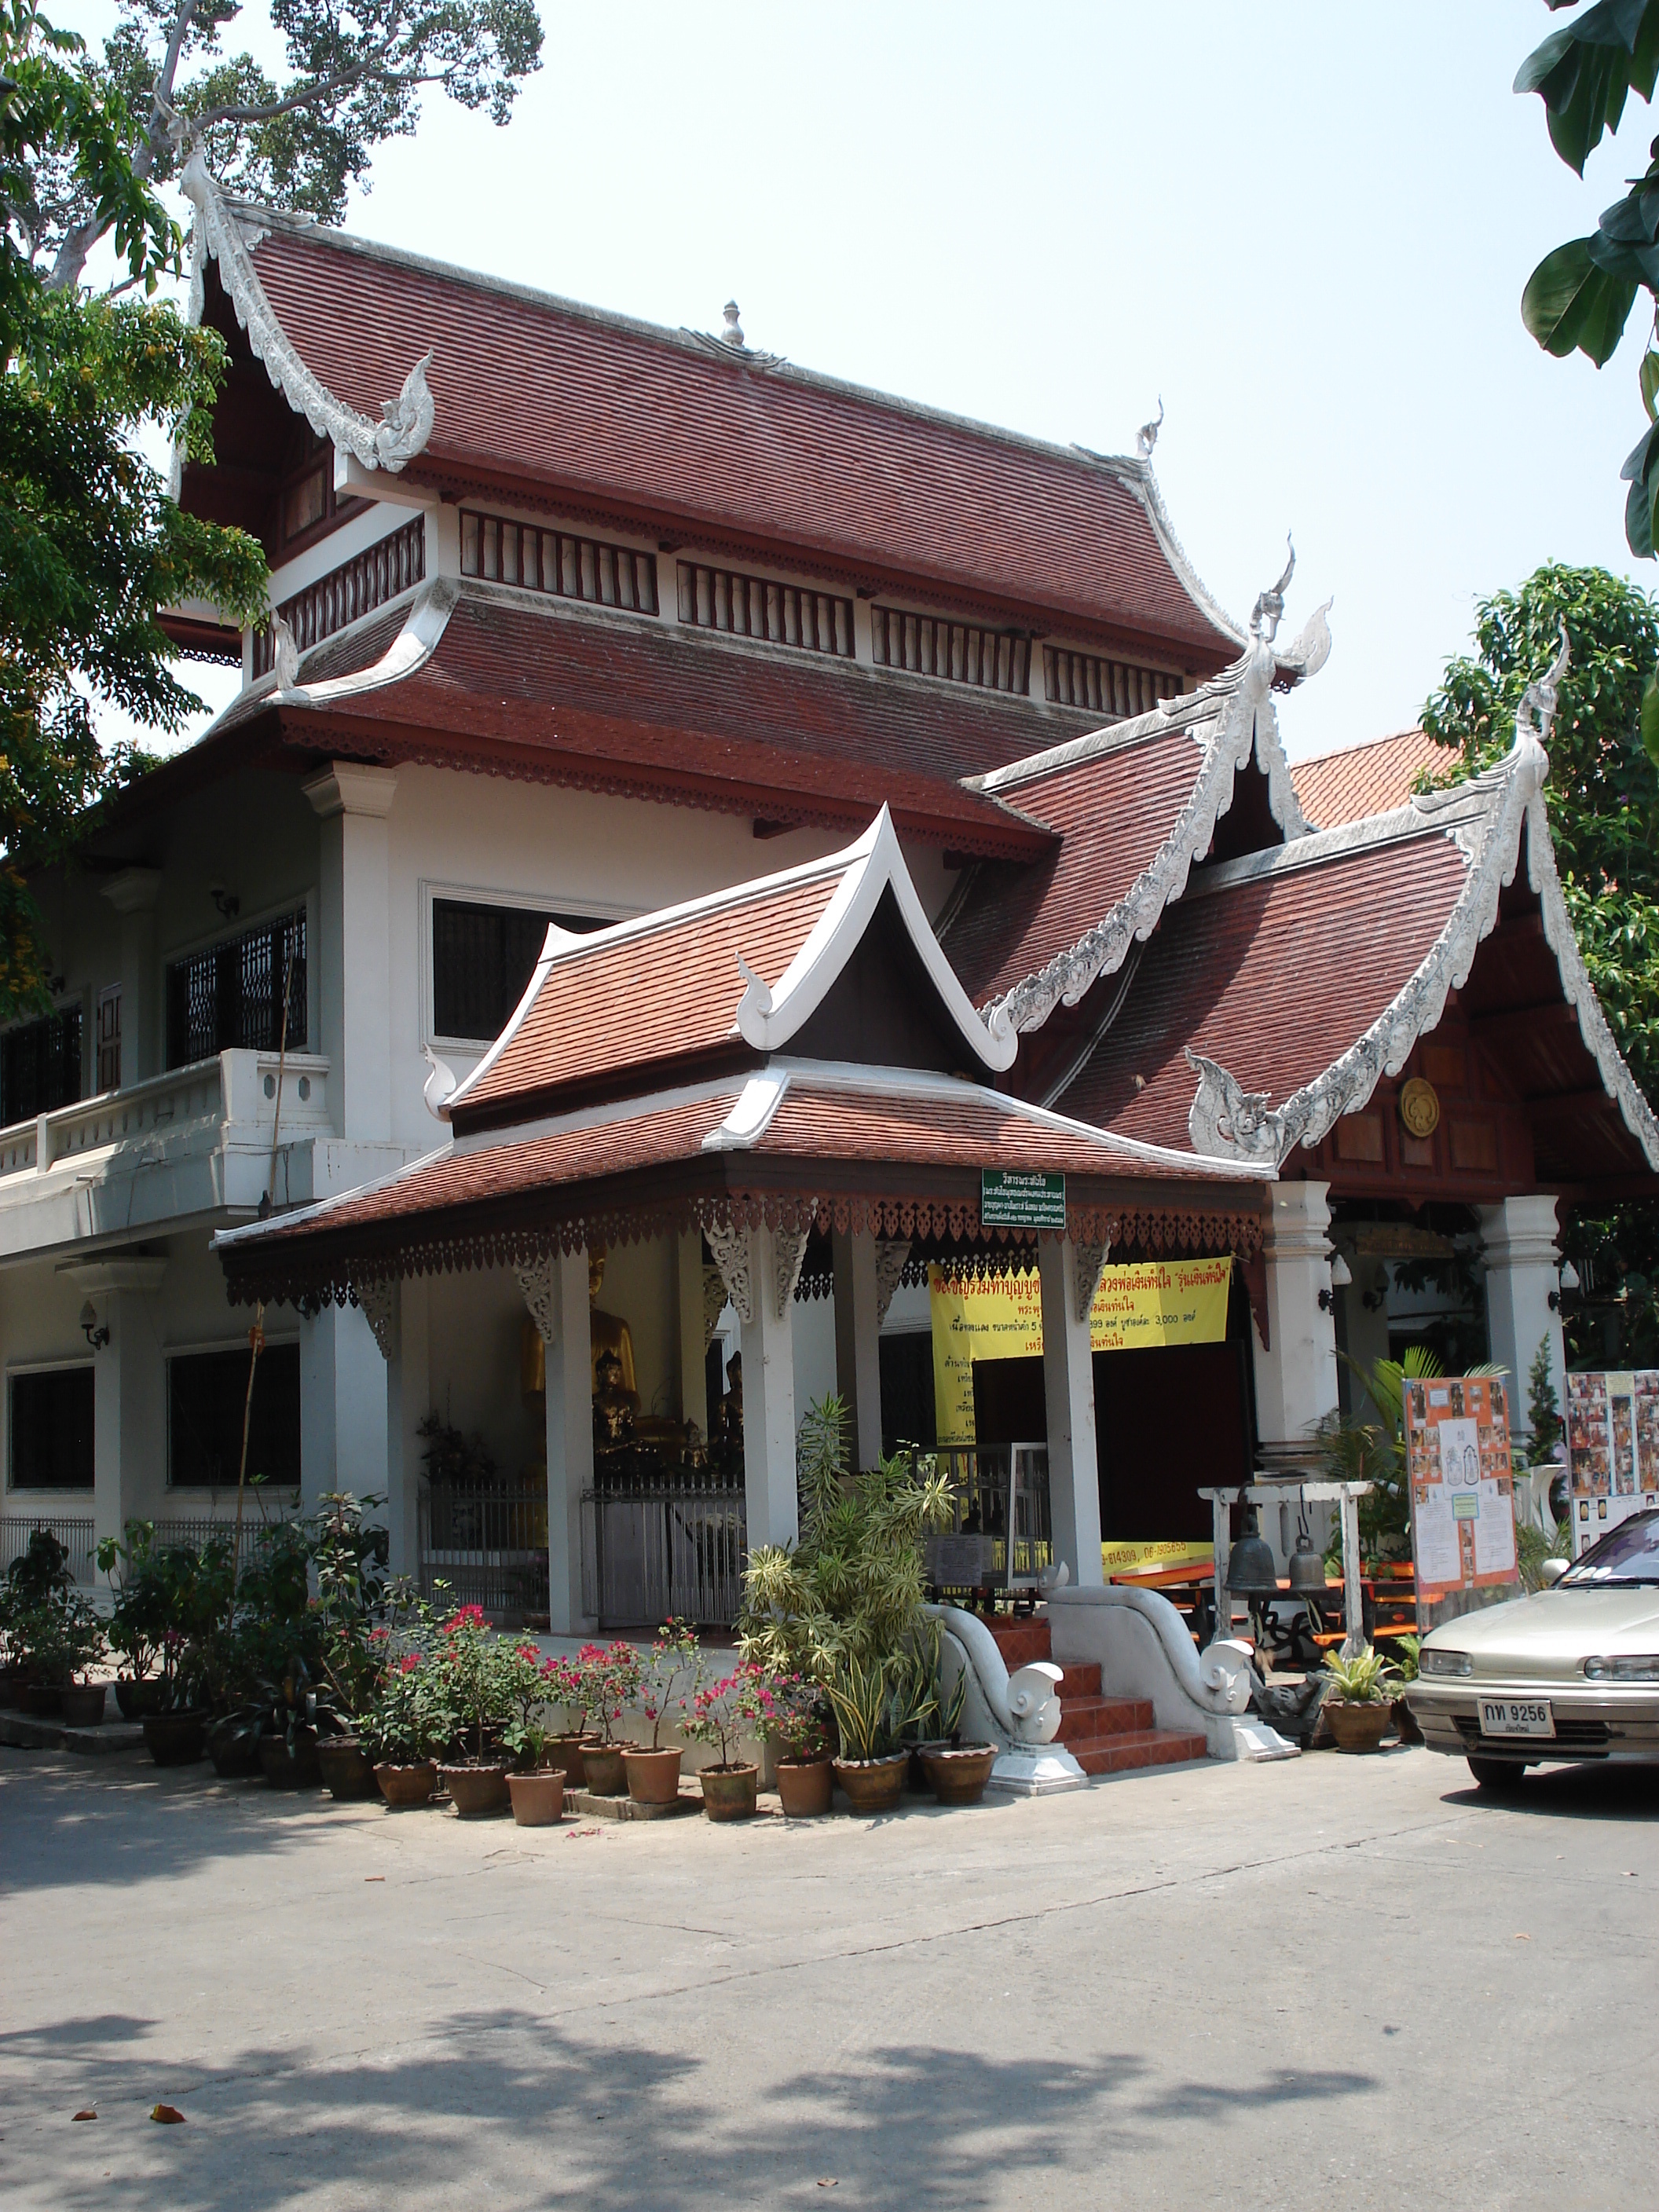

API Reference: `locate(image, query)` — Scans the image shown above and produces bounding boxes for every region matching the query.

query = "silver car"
[1407,1508,1659,1793]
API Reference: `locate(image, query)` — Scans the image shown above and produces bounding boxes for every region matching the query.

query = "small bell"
[1287,1490,1325,1595]
[1225,1506,1280,1599]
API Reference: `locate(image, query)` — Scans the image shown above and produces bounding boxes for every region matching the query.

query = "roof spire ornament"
[1250,535,1296,643]
[720,300,746,351]
[1136,397,1164,459]
[1516,623,1570,752]
[271,613,299,694]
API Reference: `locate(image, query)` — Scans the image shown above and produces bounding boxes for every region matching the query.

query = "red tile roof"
[1057,827,1471,1151]
[236,216,1238,658]
[1290,728,1441,830]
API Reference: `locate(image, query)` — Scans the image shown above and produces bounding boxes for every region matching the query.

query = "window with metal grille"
[0,1005,82,1126]
[8,1366,94,1490]
[165,910,306,1070]
[433,897,609,1043]
[870,608,1030,694]
[676,562,854,657]
[1044,646,1182,718]
[168,1343,301,1490]
[460,512,659,615]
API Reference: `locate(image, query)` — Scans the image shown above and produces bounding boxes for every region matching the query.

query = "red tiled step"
[1054,1661,1101,1699]
[1054,1695,1155,1747]
[1071,1728,1209,1777]
[985,1619,1052,1670]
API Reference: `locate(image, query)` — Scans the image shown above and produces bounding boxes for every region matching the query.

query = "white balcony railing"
[0,1049,333,1181]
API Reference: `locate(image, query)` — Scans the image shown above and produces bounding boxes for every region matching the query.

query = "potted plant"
[622,1619,705,1806]
[53,1598,108,1728]
[364,1646,452,1807]
[765,1673,837,1817]
[309,1495,394,1800]
[1320,1643,1398,1752]
[135,1536,236,1765]
[1390,1635,1423,1744]
[97,1522,170,1718]
[2,1531,79,1712]
[917,1668,997,1806]
[538,1652,597,1786]
[433,1605,516,1815]
[571,1641,643,1796]
[823,1654,918,1813]
[683,1664,770,1820]
[504,1644,568,1826]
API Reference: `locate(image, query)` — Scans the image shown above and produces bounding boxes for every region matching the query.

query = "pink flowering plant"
[681,1663,772,1771]
[576,1640,643,1745]
[541,1650,591,1735]
[501,1644,565,1769]
[637,1618,706,1751]
[436,1604,523,1765]
[763,1672,835,1764]
[361,1645,456,1764]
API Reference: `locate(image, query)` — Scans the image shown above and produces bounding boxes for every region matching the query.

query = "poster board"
[1564,1372,1659,1558]
[1401,1373,1520,1631]
[929,1255,1232,1442]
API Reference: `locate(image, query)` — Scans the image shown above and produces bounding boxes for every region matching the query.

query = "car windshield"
[1560,1510,1659,1586]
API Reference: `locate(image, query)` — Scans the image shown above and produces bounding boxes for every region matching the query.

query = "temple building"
[2,160,1654,1628]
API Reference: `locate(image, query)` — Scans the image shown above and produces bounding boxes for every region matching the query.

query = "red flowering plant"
[637,1618,706,1751]
[763,1672,835,1765]
[681,1663,772,1773]
[436,1604,524,1767]
[574,1640,643,1745]
[541,1650,590,1736]
[501,1645,566,1771]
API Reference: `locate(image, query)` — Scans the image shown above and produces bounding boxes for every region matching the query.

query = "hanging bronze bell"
[1287,1492,1326,1595]
[1225,1507,1280,1599]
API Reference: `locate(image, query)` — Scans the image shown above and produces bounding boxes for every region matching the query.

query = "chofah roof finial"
[1250,535,1296,643]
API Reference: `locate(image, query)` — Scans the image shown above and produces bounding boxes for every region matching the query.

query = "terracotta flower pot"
[544,1734,592,1788]
[580,1744,627,1796]
[920,1741,998,1806]
[206,1717,263,1778]
[833,1752,907,1814]
[622,1745,683,1805]
[15,1683,62,1717]
[507,1768,566,1826]
[115,1677,167,1721]
[439,1762,513,1817]
[143,1711,207,1766]
[775,1760,834,1818]
[1391,1696,1423,1745]
[699,1762,759,1821]
[375,1760,438,1808]
[259,1730,323,1787]
[316,1738,379,1800]
[58,1684,107,1729]
[1326,1700,1393,1754]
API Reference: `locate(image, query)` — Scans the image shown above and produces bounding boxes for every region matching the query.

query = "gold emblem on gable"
[1398,1077,1441,1140]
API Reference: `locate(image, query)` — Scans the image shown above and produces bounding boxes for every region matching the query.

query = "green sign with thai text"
[980,1168,1066,1229]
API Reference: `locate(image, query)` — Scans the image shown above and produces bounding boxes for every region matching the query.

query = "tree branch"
[191,53,435,134]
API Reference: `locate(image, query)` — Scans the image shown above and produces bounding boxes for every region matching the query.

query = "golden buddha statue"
[518,1245,639,1411]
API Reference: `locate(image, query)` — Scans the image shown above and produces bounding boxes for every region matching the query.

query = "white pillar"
[386,1276,428,1581]
[739,1224,800,1552]
[101,867,161,1086]
[76,1260,168,1554]
[526,1248,594,1635]
[1038,1237,1104,1589]
[676,1227,710,1441]
[298,1301,390,1514]
[1251,1180,1339,1448]
[302,763,397,1143]
[831,1228,884,1472]
[1478,1196,1566,1423]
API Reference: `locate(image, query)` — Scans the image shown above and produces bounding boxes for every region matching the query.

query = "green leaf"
[1642,671,1659,767]
[1523,238,1638,361]
[1642,351,1659,420]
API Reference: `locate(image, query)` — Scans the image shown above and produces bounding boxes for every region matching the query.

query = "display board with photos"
[1401,1373,1520,1630]
[1564,1372,1659,1558]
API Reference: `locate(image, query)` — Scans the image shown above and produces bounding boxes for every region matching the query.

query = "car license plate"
[1479,1699,1555,1740]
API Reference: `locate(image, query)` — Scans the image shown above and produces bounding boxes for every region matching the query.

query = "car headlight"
[1583,1655,1659,1682]
[1420,1650,1474,1677]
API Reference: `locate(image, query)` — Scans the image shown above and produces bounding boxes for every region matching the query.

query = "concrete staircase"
[985,1616,1208,1777]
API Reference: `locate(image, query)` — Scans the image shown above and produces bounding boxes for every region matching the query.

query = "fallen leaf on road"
[71,2111,96,2122]
[149,2105,185,2125]
[364,1876,385,1882]
[818,2182,837,2190]
[1514,1933,1530,1941]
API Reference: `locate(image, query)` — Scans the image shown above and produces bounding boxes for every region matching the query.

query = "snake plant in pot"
[1320,1643,1399,1753]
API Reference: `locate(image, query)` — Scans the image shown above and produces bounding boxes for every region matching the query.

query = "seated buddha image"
[519,1244,639,1411]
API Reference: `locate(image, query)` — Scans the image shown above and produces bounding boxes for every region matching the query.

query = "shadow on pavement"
[1441,1760,1659,1819]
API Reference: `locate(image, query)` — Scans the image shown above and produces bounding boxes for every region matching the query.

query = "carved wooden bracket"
[1073,1242,1111,1326]
[357,1278,397,1361]
[705,1219,753,1325]
[874,1240,911,1328]
[515,1256,558,1344]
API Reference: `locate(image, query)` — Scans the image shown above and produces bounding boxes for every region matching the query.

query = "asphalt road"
[2,1742,1654,2211]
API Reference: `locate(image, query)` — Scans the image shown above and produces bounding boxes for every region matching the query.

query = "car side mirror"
[1540,1557,1569,1586]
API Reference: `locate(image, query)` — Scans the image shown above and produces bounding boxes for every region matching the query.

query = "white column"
[739,1224,800,1552]
[302,763,397,1143]
[1478,1196,1566,1420]
[386,1276,428,1580]
[676,1227,710,1441]
[526,1248,594,1635]
[101,867,161,1086]
[1038,1237,1105,1589]
[831,1228,884,1472]
[1251,1180,1339,1447]
[77,1261,168,1555]
[298,1301,390,1513]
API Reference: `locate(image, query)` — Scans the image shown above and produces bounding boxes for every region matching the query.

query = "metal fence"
[419,1484,549,1625]
[0,1514,97,1585]
[923,1443,1053,1589]
[148,1508,300,1556]
[581,1481,746,1628]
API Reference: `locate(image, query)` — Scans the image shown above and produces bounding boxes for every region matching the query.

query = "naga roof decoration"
[181,156,435,477]
[948,557,1331,1039]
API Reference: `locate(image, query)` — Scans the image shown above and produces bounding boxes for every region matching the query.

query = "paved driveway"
[1,1745,1654,2210]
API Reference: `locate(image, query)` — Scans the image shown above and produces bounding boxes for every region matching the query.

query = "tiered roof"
[1290,727,1441,830]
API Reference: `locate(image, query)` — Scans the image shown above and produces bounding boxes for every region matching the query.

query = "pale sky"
[72,1,1659,761]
